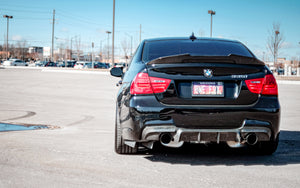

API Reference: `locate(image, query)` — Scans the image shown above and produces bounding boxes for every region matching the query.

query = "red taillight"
[130,73,171,95]
[130,73,153,94]
[261,74,278,95]
[149,76,172,93]
[245,74,278,95]
[245,78,264,94]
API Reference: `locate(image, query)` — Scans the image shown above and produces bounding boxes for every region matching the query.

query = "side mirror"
[110,67,123,77]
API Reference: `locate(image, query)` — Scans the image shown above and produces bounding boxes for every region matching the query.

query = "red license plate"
[192,82,224,97]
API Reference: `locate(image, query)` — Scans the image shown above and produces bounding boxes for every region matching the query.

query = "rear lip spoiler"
[146,54,265,66]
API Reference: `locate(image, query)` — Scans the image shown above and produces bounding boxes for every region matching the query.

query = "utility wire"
[0,8,51,14]
[55,8,107,25]
[13,17,51,21]
[0,2,51,10]
[56,12,109,27]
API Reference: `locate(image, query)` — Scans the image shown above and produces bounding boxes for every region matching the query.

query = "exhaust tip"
[160,133,172,145]
[246,133,258,145]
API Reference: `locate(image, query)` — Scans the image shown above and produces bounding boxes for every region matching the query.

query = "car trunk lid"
[146,54,266,106]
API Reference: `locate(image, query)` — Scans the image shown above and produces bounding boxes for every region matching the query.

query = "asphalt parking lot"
[0,68,300,187]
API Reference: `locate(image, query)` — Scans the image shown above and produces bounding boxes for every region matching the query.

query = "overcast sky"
[0,0,299,60]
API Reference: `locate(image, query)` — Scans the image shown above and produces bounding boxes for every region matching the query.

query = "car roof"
[143,37,240,43]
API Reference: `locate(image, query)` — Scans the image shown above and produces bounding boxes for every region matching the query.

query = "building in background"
[43,47,51,61]
[28,46,43,60]
[28,46,43,54]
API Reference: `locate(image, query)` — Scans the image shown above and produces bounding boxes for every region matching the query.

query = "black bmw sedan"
[110,36,280,155]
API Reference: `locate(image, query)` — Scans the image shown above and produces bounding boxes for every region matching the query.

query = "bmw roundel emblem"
[203,69,213,78]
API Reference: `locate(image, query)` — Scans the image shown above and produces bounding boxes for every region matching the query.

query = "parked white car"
[3,59,28,66]
[74,61,88,69]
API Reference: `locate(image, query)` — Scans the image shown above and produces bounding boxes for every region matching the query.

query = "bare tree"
[121,39,130,60]
[75,36,81,61]
[267,23,284,69]
[14,40,28,60]
[291,56,300,68]
[103,44,110,63]
[28,52,40,61]
[0,45,4,60]
[58,42,65,61]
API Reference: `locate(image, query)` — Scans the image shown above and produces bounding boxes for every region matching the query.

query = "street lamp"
[99,38,106,62]
[208,10,216,38]
[298,42,300,73]
[106,31,111,64]
[125,33,133,56]
[70,36,76,61]
[112,0,115,66]
[3,15,13,59]
[92,42,94,69]
[275,30,280,69]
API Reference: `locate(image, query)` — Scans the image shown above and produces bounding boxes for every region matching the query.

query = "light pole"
[3,15,13,59]
[112,0,115,66]
[92,42,94,69]
[51,9,55,62]
[70,36,76,61]
[298,42,300,63]
[208,10,216,38]
[274,30,280,69]
[99,38,106,62]
[125,33,133,56]
[297,42,300,76]
[106,31,111,64]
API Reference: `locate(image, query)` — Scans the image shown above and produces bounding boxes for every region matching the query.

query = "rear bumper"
[141,122,271,143]
[119,95,280,143]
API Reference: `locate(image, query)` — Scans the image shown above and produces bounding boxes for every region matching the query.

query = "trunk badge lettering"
[231,75,248,79]
[203,69,213,78]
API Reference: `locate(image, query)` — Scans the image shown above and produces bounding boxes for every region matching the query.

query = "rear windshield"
[142,39,253,62]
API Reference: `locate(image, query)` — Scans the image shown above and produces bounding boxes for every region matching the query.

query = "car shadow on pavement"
[143,130,300,166]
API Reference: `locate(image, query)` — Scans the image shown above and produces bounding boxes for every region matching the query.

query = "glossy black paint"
[112,38,280,148]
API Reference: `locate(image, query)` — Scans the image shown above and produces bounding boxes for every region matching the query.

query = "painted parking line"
[0,66,110,75]
[41,69,110,75]
[0,123,48,132]
[277,80,300,85]
[0,66,43,70]
[2,66,300,82]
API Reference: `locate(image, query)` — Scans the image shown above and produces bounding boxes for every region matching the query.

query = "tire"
[254,134,279,155]
[115,109,137,154]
